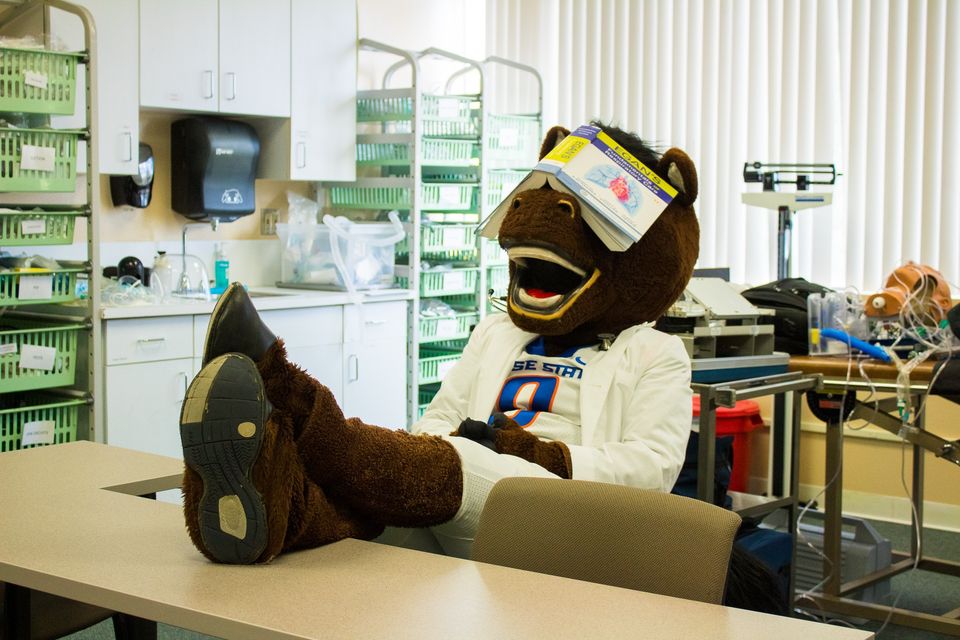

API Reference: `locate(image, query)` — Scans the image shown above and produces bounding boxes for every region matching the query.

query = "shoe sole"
[180,353,269,564]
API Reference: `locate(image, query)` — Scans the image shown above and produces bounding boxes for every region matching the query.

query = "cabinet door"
[342,301,408,428]
[104,357,197,460]
[49,0,140,174]
[289,0,355,180]
[139,0,218,112]
[219,0,291,117]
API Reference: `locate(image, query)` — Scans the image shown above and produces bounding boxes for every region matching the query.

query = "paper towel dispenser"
[171,117,260,224]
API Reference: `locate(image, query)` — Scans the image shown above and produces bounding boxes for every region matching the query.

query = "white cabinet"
[255,0,357,181]
[49,0,140,174]
[103,317,197,504]
[342,301,407,428]
[103,300,410,464]
[139,0,291,117]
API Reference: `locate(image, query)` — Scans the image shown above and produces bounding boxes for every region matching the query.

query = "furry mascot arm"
[455,414,573,479]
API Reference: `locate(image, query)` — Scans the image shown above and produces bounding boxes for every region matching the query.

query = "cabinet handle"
[136,337,166,345]
[224,72,237,101]
[347,354,359,383]
[365,319,387,326]
[296,142,307,169]
[202,70,214,99]
[122,132,133,162]
[178,371,189,404]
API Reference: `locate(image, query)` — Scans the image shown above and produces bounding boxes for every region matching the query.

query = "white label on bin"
[499,128,519,148]
[21,420,56,447]
[0,343,17,356]
[20,145,56,172]
[438,185,461,206]
[436,98,459,118]
[19,344,56,371]
[437,359,458,381]
[24,71,48,90]
[435,318,458,339]
[445,227,466,246]
[20,219,46,235]
[17,275,54,300]
[444,271,466,291]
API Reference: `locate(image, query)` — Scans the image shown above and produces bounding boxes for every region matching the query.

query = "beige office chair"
[472,477,742,604]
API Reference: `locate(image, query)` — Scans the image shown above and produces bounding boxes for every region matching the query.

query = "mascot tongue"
[525,287,558,299]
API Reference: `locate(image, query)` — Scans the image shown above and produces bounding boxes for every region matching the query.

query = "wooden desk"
[0,442,872,639]
[790,355,960,636]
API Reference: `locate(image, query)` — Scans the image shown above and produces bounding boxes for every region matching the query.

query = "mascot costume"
[179,123,700,565]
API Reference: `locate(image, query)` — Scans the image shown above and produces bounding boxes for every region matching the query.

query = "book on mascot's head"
[478,124,677,251]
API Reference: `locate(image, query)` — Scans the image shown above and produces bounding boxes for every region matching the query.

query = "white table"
[0,442,873,639]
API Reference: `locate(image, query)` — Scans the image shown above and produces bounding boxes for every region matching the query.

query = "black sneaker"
[180,353,271,564]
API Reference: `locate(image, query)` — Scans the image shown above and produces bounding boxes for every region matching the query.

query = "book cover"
[478,124,677,251]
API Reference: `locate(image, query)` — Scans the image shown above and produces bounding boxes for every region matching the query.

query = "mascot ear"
[658,148,698,206]
[539,126,572,160]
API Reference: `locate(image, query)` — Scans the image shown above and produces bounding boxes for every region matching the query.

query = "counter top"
[99,286,414,320]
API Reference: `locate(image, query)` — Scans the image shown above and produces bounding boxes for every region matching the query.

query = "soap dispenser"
[212,243,230,295]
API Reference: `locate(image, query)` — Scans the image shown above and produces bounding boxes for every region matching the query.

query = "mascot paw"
[454,417,497,451]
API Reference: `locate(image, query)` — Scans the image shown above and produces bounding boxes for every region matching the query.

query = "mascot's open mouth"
[506,245,599,316]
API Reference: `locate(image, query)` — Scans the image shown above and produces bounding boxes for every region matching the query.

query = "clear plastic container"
[807,291,867,355]
[277,212,404,291]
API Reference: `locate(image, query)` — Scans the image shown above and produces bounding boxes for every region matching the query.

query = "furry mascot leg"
[185,284,465,562]
[180,353,384,564]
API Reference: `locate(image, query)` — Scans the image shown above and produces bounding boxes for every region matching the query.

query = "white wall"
[357,0,487,93]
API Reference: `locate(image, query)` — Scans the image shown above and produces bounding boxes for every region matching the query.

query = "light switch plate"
[260,208,279,236]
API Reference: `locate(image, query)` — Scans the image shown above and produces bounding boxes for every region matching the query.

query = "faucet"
[177,219,221,295]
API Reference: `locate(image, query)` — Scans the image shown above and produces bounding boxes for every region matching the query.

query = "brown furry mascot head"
[497,123,700,345]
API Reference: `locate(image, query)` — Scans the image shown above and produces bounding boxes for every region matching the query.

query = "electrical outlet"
[260,208,279,236]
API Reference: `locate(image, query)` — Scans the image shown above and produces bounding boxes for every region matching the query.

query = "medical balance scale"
[742,162,837,279]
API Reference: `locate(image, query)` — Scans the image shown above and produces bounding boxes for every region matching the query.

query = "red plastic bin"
[692,397,764,492]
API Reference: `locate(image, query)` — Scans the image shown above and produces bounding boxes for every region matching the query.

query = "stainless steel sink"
[247,291,291,298]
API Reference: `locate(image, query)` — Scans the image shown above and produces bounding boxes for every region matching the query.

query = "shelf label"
[19,344,56,371]
[20,219,46,235]
[444,226,466,246]
[443,271,466,290]
[438,185,462,206]
[17,274,54,300]
[20,145,56,172]
[434,318,459,339]
[21,420,56,447]
[436,98,460,119]
[498,128,519,148]
[437,358,458,381]
[0,343,17,356]
[23,70,48,90]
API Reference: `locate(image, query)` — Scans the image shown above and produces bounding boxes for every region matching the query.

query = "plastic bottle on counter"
[212,243,230,295]
[152,251,174,300]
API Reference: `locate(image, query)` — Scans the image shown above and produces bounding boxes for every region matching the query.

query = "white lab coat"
[412,314,692,492]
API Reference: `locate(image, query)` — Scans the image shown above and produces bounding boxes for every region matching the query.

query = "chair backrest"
[472,477,742,604]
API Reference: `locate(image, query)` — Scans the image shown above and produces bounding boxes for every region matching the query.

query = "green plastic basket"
[487,265,510,293]
[0,47,81,115]
[0,266,83,306]
[482,239,508,265]
[417,384,441,418]
[0,128,82,192]
[397,223,477,262]
[0,394,83,452]
[0,319,83,393]
[419,311,478,344]
[0,208,82,245]
[485,169,530,213]
[357,138,479,167]
[418,268,478,297]
[485,114,541,168]
[418,350,462,384]
[329,182,476,212]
